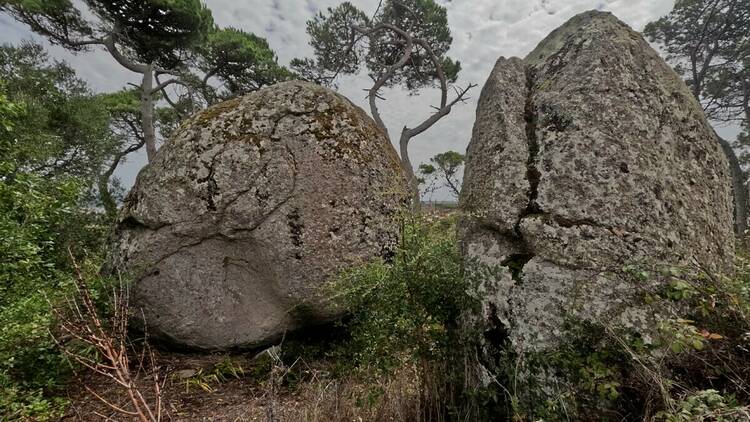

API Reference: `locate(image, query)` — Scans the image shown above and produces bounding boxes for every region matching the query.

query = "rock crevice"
[522,67,541,222]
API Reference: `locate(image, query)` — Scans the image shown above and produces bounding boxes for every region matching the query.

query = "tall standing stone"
[459,9,734,400]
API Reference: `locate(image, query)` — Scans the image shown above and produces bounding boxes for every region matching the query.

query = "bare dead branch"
[85,386,140,416]
[404,83,477,139]
[49,249,164,421]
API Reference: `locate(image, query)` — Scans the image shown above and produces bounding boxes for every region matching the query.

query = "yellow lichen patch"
[342,104,403,174]
[194,97,244,127]
[308,101,398,174]
[308,103,372,162]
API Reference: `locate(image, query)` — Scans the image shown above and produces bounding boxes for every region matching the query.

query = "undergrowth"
[287,213,486,421]
[490,257,750,421]
[5,173,750,421]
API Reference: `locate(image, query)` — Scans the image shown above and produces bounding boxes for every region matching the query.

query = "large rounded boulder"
[460,11,734,359]
[110,81,408,350]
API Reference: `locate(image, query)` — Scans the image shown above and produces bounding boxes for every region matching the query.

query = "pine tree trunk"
[718,134,748,238]
[141,65,157,162]
[400,130,421,212]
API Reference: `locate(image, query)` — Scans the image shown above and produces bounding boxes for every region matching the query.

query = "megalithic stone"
[108,81,409,350]
[459,10,735,416]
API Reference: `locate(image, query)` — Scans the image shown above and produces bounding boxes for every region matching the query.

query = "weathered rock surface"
[460,11,735,357]
[110,81,408,350]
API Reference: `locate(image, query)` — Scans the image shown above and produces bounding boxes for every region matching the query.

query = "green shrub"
[657,389,749,422]
[324,213,483,419]
[0,90,108,420]
[330,214,475,372]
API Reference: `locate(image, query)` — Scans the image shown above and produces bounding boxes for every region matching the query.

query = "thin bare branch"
[85,385,140,416]
[51,250,164,421]
[404,83,477,139]
[150,78,179,95]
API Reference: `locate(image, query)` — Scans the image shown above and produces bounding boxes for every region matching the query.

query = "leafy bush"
[0,89,108,420]
[657,389,749,421]
[653,259,750,418]
[330,214,475,372]
[323,213,481,419]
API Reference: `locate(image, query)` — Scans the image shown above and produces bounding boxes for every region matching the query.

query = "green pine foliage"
[291,0,461,91]
[197,27,293,102]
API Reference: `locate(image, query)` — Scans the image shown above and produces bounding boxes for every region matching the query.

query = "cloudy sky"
[0,0,742,200]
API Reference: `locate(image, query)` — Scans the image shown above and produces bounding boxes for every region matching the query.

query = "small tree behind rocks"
[418,150,465,200]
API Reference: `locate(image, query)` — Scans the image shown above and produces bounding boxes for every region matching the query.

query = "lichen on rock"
[109,81,408,351]
[459,10,735,406]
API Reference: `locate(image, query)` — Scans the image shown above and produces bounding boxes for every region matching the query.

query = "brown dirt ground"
[61,352,272,421]
[59,350,421,422]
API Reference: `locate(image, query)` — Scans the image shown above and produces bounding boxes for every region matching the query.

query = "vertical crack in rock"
[197,157,219,211]
[499,65,542,281]
[523,66,541,219]
[287,207,305,259]
[198,141,233,213]
[483,303,511,368]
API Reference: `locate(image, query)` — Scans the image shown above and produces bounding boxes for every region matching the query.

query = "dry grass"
[268,363,422,422]
[61,350,443,421]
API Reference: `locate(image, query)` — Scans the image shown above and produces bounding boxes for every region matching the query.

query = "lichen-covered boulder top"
[459,11,735,353]
[110,81,408,350]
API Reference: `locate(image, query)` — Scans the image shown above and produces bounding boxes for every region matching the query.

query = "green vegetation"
[0,10,292,415]
[0,1,749,420]
[195,27,294,105]
[303,214,488,420]
[418,150,465,199]
[0,43,113,189]
[0,87,109,420]
[1,0,291,164]
[330,215,475,373]
[311,214,750,421]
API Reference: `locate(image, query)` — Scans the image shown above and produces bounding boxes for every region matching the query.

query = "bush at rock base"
[303,213,490,420]
[272,211,750,421]
[330,214,473,371]
[0,92,111,420]
[470,257,750,421]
